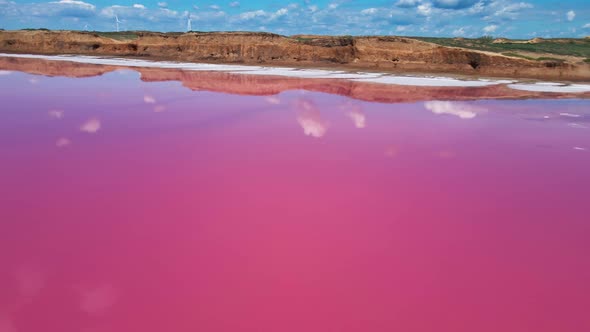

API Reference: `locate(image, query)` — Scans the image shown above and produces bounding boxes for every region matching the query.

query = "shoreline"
[2,52,590,94]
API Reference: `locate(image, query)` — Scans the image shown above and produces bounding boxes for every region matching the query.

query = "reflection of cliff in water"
[1,56,589,103]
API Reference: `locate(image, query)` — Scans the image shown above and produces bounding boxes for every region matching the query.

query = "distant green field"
[414,36,590,58]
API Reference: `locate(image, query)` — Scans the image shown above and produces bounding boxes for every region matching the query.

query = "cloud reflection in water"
[80,118,101,133]
[424,101,487,119]
[295,99,328,138]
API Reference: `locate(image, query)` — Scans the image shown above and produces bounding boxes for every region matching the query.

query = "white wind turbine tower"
[186,12,192,32]
[114,15,121,32]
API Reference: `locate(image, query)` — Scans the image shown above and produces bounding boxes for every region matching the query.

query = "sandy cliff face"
[2,56,588,102]
[1,30,589,81]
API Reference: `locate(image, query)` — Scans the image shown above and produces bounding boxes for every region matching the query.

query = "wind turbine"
[186,12,192,32]
[114,15,121,32]
[84,23,91,31]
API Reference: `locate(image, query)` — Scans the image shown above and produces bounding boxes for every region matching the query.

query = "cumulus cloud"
[132,4,146,10]
[417,3,432,16]
[271,8,288,19]
[229,1,239,7]
[80,118,101,133]
[238,9,266,20]
[484,1,534,21]
[100,4,180,25]
[452,27,466,36]
[296,99,328,138]
[583,23,590,29]
[361,8,379,15]
[157,2,167,8]
[396,0,421,8]
[566,10,575,22]
[425,101,487,119]
[26,0,96,18]
[483,24,497,33]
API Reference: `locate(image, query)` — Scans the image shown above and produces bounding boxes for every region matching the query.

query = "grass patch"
[293,37,314,42]
[502,52,535,60]
[502,52,566,62]
[584,58,590,63]
[20,28,50,31]
[414,36,590,58]
[536,57,565,62]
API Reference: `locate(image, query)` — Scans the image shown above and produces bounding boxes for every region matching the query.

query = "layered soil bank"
[1,30,589,81]
[2,56,589,102]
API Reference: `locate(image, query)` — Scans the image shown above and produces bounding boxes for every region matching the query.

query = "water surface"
[1,62,589,332]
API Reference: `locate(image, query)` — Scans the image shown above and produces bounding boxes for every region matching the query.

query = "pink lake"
[0,59,590,332]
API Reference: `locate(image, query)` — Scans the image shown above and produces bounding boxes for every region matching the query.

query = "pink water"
[1,69,590,332]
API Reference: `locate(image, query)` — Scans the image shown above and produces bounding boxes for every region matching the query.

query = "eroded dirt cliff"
[1,30,589,81]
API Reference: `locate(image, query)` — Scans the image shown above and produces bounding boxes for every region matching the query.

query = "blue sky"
[0,0,588,38]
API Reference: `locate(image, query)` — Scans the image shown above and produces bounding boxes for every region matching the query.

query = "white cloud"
[425,101,487,119]
[239,9,266,20]
[396,0,420,7]
[583,23,590,29]
[209,5,220,10]
[361,8,378,15]
[132,4,146,9]
[567,10,575,22]
[483,24,497,33]
[485,1,533,21]
[452,27,467,36]
[328,3,338,10]
[23,0,97,18]
[270,8,288,19]
[80,118,101,133]
[50,0,95,10]
[100,4,180,23]
[229,1,239,7]
[417,3,432,16]
[157,2,167,8]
